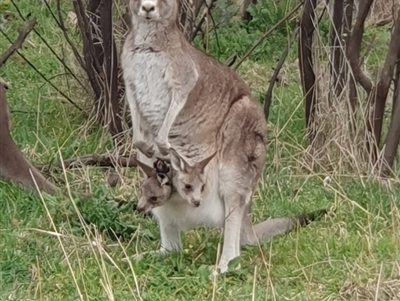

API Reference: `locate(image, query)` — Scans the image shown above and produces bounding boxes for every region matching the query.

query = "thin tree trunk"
[73,0,123,140]
[347,0,373,94]
[381,62,400,176]
[330,0,344,98]
[371,9,400,148]
[99,0,123,137]
[299,0,317,142]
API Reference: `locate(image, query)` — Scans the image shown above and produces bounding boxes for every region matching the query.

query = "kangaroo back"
[0,80,59,195]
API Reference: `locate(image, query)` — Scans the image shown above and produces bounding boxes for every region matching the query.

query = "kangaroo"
[121,0,327,274]
[169,148,216,207]
[0,78,59,195]
[136,158,173,213]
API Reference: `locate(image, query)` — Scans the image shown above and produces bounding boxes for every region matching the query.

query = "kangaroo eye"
[149,196,158,203]
[201,184,205,192]
[184,184,192,190]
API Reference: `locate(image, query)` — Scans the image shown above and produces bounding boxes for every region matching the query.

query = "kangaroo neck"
[132,20,181,52]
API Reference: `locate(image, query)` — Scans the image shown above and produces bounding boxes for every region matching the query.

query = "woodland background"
[1,0,400,300]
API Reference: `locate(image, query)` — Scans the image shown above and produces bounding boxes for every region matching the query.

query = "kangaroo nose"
[136,206,145,214]
[141,3,155,12]
[192,200,200,207]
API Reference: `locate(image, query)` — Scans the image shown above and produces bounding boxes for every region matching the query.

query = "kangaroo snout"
[192,200,201,207]
[136,205,147,214]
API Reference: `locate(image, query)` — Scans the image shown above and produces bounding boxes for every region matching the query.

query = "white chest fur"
[124,50,173,133]
[151,165,224,231]
[151,189,224,231]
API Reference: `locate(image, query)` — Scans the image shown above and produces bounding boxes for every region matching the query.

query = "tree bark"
[330,0,344,98]
[347,0,373,94]
[73,0,123,139]
[381,61,400,177]
[371,9,400,148]
[299,0,317,142]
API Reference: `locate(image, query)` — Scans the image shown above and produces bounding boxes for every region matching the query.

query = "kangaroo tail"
[242,208,328,246]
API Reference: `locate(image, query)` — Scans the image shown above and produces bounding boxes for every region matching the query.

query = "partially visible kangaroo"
[136,158,173,213]
[0,78,59,195]
[121,0,327,274]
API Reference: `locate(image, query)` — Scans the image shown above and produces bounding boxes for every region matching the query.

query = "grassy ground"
[1,1,400,300]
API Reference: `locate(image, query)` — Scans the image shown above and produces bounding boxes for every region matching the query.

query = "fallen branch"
[232,2,302,70]
[0,18,36,67]
[35,153,138,173]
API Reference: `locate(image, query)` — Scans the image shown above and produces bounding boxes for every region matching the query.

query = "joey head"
[169,148,216,208]
[135,158,172,213]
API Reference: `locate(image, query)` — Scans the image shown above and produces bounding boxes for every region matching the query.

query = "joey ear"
[157,173,170,186]
[136,159,156,178]
[169,148,188,172]
[197,150,217,173]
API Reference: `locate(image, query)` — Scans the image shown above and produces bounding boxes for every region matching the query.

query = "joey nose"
[136,206,145,214]
[141,3,155,12]
[192,200,200,207]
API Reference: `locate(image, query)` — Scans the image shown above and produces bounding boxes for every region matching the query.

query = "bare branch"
[10,0,88,92]
[0,28,83,111]
[0,18,36,67]
[233,2,302,70]
[264,27,299,122]
[347,0,373,94]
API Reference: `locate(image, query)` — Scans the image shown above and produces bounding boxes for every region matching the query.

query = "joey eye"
[184,184,192,190]
[149,196,158,203]
[201,184,205,192]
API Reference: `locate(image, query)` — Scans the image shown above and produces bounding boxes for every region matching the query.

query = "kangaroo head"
[136,158,172,214]
[169,148,216,208]
[129,0,178,25]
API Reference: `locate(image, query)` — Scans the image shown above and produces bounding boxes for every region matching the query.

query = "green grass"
[1,0,400,300]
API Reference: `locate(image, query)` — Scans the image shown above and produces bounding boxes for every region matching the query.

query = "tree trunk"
[299,0,317,142]
[330,0,344,98]
[371,9,400,148]
[73,0,123,141]
[381,62,400,176]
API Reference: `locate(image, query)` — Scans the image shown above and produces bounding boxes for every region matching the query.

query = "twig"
[35,153,138,173]
[0,27,83,111]
[0,18,36,67]
[56,0,86,70]
[10,0,88,92]
[264,27,299,122]
[233,2,302,70]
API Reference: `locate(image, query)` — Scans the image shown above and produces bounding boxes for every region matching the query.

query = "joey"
[135,158,172,213]
[169,148,216,207]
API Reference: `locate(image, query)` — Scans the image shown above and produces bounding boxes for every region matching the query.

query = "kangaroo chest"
[125,50,173,133]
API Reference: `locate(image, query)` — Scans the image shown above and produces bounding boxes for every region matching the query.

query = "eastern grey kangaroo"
[121,0,326,273]
[0,78,59,195]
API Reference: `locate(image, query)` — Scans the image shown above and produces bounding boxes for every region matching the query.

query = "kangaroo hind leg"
[217,185,252,273]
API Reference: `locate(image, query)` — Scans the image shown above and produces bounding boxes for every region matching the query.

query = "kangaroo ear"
[197,150,217,173]
[157,173,170,186]
[136,159,156,178]
[169,148,188,172]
